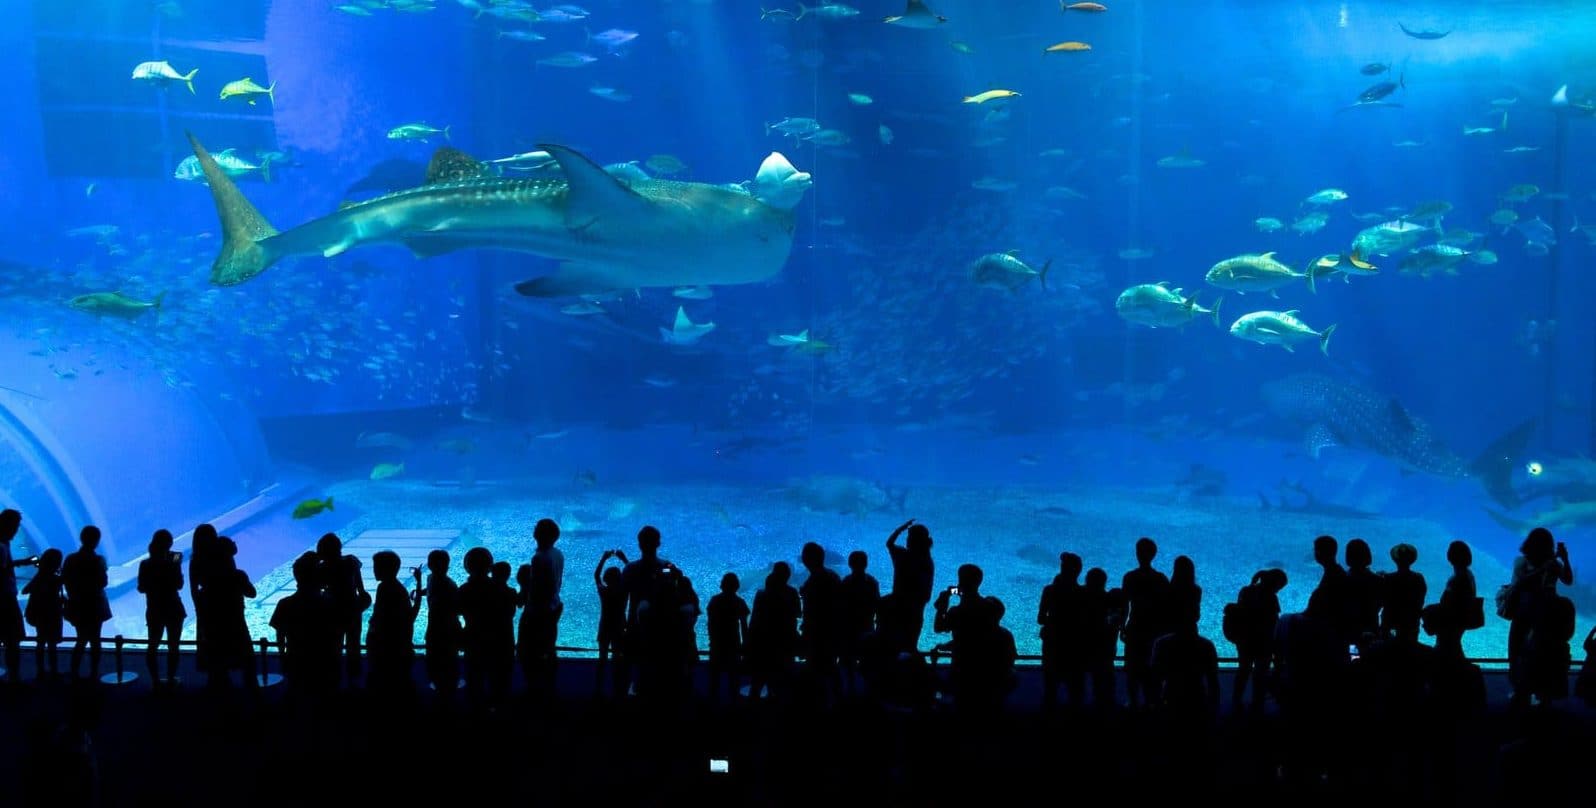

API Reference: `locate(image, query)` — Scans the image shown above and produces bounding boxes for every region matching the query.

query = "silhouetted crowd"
[3,507,1592,717]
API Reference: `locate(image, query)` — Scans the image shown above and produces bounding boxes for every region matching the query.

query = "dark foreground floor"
[0,655,1592,807]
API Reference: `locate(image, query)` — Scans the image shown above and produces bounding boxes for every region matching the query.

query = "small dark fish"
[1359,73,1404,102]
[1359,62,1390,76]
[1398,23,1450,40]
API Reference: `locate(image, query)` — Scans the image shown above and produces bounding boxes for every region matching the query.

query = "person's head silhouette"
[1447,540,1472,568]
[638,525,662,556]
[1313,535,1338,566]
[149,529,174,557]
[534,518,560,549]
[0,508,19,542]
[1135,537,1157,567]
[463,547,492,578]
[79,525,101,552]
[1346,538,1372,570]
[801,542,826,572]
[720,572,739,595]
[1059,552,1082,581]
[906,524,931,554]
[768,561,791,588]
[427,548,451,576]
[848,550,868,574]
[1521,527,1555,563]
[1390,543,1418,571]
[316,532,342,561]
[373,550,400,582]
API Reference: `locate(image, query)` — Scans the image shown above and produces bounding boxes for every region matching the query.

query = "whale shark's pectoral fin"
[540,143,652,231]
[515,262,624,297]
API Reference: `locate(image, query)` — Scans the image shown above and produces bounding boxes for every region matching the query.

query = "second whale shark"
[185,132,811,297]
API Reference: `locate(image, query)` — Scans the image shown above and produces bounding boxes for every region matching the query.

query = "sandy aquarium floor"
[233,475,1571,664]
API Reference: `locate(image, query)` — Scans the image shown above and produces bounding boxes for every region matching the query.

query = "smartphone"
[172,551,183,563]
[708,759,729,774]
[949,587,961,597]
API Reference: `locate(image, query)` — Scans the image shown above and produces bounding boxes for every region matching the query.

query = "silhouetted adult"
[1272,588,1346,785]
[618,526,670,698]
[422,549,461,700]
[839,550,879,694]
[204,537,258,689]
[0,508,40,684]
[1381,543,1426,643]
[1167,554,1201,632]
[1038,551,1087,708]
[1228,568,1286,710]
[885,519,933,653]
[459,547,510,710]
[516,518,564,703]
[1081,567,1122,709]
[1121,537,1170,708]
[62,526,110,681]
[1344,538,1383,647]
[1310,534,1350,643]
[367,550,422,700]
[137,529,186,685]
[799,541,843,702]
[746,562,800,702]
[1523,588,1576,705]
[1429,540,1479,660]
[706,572,749,703]
[316,532,370,687]
[932,563,1005,713]
[188,523,220,679]
[1576,626,1596,707]
[270,552,338,699]
[1150,600,1220,718]
[1503,527,1573,707]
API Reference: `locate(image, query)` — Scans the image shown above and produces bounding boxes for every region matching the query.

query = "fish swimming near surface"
[1260,372,1536,509]
[183,133,810,298]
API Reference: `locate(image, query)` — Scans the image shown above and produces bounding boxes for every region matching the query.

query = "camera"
[171,551,183,564]
[948,586,961,597]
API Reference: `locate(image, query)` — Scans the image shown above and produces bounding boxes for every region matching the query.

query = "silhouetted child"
[706,572,749,703]
[593,548,628,696]
[1082,567,1121,709]
[270,552,338,698]
[137,530,186,685]
[23,549,64,678]
[460,548,513,709]
[422,549,461,699]
[367,550,422,699]
[839,550,879,693]
[1039,551,1086,708]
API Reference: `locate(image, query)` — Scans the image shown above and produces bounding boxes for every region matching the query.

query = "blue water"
[1,0,1594,658]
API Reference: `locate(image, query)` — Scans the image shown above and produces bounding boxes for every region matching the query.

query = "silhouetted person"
[619,525,670,698]
[517,518,564,703]
[1524,591,1575,705]
[1273,589,1345,785]
[839,550,879,694]
[1229,568,1286,710]
[1576,626,1596,707]
[933,563,1006,713]
[367,550,422,701]
[799,541,843,702]
[0,508,40,684]
[706,572,749,704]
[422,549,461,700]
[1429,540,1479,661]
[667,568,701,698]
[137,530,185,685]
[1503,527,1573,707]
[1344,538,1383,648]
[270,552,339,699]
[1167,554,1201,632]
[204,537,258,689]
[593,548,627,696]
[317,532,369,687]
[1310,534,1349,643]
[1121,537,1169,708]
[188,523,220,680]
[885,518,933,653]
[62,526,110,681]
[460,547,511,710]
[1081,567,1122,709]
[1038,551,1087,708]
[747,562,800,701]
[1381,543,1426,643]
[1150,600,1220,718]
[489,561,517,699]
[23,549,64,680]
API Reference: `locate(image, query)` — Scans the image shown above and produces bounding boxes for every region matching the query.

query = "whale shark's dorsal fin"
[540,143,650,231]
[426,147,492,184]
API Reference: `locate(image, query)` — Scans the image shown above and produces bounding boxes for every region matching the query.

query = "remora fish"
[183,133,809,297]
[1260,372,1536,508]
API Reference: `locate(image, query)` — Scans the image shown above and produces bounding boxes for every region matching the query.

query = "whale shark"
[184,132,809,297]
[1260,372,1536,509]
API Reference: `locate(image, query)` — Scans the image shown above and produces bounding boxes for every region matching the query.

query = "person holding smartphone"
[932,563,1004,712]
[1505,527,1574,706]
[137,529,187,686]
[0,509,40,684]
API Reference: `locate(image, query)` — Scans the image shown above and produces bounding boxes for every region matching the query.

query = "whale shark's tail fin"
[1471,416,1539,509]
[187,131,280,286]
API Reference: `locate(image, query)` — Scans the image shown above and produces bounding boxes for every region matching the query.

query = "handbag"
[1464,596,1486,630]
[1494,583,1516,620]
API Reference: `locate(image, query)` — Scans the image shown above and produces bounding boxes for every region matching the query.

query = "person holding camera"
[932,563,1006,712]
[137,529,186,686]
[593,547,628,697]
[0,509,40,684]
[1503,527,1574,707]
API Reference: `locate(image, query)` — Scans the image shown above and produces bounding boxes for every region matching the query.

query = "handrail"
[2,631,1547,669]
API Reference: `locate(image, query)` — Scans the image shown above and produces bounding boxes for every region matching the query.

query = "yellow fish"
[963,89,1020,104]
[1044,41,1092,53]
[220,77,276,105]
